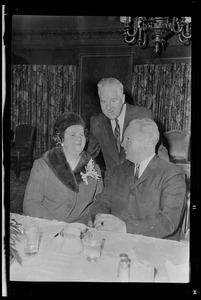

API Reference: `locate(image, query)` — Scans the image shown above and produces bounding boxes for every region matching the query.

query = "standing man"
[87,77,169,185]
[91,118,186,240]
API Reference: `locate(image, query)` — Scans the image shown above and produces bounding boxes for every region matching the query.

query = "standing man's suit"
[87,103,169,184]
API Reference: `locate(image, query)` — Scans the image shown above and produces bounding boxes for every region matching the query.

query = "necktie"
[114,118,121,152]
[134,163,140,183]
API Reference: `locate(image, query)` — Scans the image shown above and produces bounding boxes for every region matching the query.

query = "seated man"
[91,118,186,240]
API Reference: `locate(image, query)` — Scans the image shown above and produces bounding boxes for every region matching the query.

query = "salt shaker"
[118,257,131,282]
[119,253,129,260]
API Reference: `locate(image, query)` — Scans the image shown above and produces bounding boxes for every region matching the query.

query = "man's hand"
[94,214,127,233]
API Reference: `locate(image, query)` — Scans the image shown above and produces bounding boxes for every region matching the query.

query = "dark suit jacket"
[91,155,186,240]
[87,103,169,184]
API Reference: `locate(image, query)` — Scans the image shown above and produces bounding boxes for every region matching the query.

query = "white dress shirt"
[135,153,155,178]
[111,103,126,142]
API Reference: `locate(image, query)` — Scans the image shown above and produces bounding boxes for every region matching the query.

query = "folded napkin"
[165,259,189,282]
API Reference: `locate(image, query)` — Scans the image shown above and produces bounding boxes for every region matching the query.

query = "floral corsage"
[80,158,101,185]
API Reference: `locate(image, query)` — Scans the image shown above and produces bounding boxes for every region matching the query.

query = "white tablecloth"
[9,213,189,282]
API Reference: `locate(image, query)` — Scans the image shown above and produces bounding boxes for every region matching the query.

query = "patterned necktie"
[114,118,121,152]
[134,163,140,183]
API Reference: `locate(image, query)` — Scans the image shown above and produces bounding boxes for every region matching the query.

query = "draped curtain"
[131,63,191,134]
[11,65,77,157]
[11,62,191,157]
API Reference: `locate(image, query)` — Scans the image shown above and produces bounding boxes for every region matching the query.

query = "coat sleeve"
[87,162,104,224]
[85,116,101,159]
[90,177,113,221]
[94,163,104,196]
[126,173,186,239]
[23,159,56,220]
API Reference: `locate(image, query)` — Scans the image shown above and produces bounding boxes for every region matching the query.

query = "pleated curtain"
[131,63,191,134]
[11,65,77,158]
[11,62,191,158]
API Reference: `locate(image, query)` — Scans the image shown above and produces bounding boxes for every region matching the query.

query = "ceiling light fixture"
[120,16,191,53]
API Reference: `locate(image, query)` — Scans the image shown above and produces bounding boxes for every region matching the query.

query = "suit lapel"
[133,165,151,187]
[131,155,159,189]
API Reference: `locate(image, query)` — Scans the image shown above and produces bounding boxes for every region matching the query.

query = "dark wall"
[11,39,191,66]
[78,53,133,127]
[12,48,77,65]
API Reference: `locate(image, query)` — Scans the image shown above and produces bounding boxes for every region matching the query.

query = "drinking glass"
[23,225,40,255]
[82,232,102,262]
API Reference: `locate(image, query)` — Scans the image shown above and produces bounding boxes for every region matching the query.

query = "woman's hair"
[52,111,85,147]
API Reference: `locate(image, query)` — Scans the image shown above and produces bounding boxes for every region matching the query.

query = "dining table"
[9,213,189,283]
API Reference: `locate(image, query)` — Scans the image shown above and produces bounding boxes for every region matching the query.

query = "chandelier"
[120,17,191,53]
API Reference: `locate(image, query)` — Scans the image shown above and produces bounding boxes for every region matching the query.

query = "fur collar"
[43,147,92,192]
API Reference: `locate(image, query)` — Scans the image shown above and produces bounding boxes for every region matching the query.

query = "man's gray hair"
[129,118,159,145]
[97,78,123,96]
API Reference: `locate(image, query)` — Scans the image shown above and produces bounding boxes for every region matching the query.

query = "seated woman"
[23,111,103,225]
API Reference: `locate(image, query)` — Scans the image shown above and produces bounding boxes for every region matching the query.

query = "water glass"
[82,232,102,262]
[24,225,40,255]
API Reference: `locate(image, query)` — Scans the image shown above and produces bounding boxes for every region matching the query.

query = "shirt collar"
[137,153,155,178]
